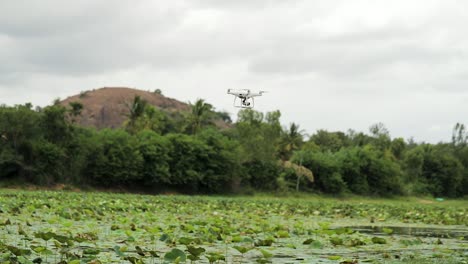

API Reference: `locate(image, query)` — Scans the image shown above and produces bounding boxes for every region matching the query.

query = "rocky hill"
[60,87,194,129]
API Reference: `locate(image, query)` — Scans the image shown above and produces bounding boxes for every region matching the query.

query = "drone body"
[227,89,266,108]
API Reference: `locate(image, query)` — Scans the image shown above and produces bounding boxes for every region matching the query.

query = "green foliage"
[68,101,83,123]
[136,130,171,185]
[31,140,66,184]
[186,99,215,134]
[309,130,348,152]
[0,190,467,263]
[126,96,148,134]
[301,151,346,194]
[41,105,70,144]
[0,101,466,197]
[85,129,144,186]
[279,123,304,160]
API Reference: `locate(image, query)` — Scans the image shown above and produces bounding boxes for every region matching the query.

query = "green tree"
[301,151,347,194]
[126,96,148,134]
[336,147,370,195]
[41,105,70,144]
[131,106,171,134]
[279,123,305,160]
[452,123,467,147]
[369,123,391,151]
[68,101,83,123]
[0,105,41,179]
[85,129,143,186]
[421,145,463,197]
[309,130,347,152]
[136,130,171,185]
[31,140,66,184]
[187,99,214,134]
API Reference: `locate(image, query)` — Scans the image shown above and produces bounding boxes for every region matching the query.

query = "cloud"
[0,0,467,142]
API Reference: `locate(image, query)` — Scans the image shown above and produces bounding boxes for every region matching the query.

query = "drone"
[227,89,266,108]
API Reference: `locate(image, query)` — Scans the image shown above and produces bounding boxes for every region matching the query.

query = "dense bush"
[0,103,466,197]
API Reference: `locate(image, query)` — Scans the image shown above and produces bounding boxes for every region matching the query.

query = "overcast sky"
[1,0,467,143]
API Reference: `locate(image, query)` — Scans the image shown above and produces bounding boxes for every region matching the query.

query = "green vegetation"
[0,98,468,197]
[0,190,466,263]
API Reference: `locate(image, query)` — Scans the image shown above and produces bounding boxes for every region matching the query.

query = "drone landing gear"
[234,97,254,108]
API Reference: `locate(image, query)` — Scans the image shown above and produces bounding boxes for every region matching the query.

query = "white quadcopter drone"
[227,89,266,108]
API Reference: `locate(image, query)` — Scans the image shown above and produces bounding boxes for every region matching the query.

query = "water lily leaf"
[371,237,387,244]
[206,252,225,263]
[276,230,290,238]
[34,232,55,241]
[330,237,343,246]
[135,246,145,256]
[233,246,252,254]
[18,225,27,236]
[31,246,46,253]
[113,246,125,257]
[178,237,194,245]
[159,233,170,242]
[7,245,31,256]
[164,248,186,263]
[187,255,200,261]
[187,246,205,257]
[243,237,254,243]
[310,240,323,249]
[83,248,100,255]
[256,258,272,263]
[17,256,32,264]
[328,255,342,260]
[32,257,42,264]
[334,228,354,235]
[259,249,273,258]
[382,227,393,235]
[124,256,142,264]
[232,235,243,242]
[255,238,274,247]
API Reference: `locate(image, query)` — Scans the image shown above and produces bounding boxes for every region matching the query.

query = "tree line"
[0,97,467,197]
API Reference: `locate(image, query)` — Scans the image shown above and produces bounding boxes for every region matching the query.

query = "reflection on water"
[345,225,468,240]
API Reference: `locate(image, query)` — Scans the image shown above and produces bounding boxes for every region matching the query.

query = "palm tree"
[188,99,213,134]
[279,122,305,160]
[126,96,147,134]
[68,102,83,123]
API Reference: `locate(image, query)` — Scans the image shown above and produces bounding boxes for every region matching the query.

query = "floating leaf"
[310,240,323,249]
[113,246,125,257]
[159,233,170,242]
[330,237,343,246]
[206,252,225,263]
[83,248,100,255]
[255,238,274,247]
[164,248,186,263]
[178,237,194,245]
[276,230,290,238]
[187,246,205,257]
[233,246,252,254]
[7,245,31,256]
[135,246,145,256]
[259,249,272,258]
[382,227,393,235]
[371,237,387,244]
